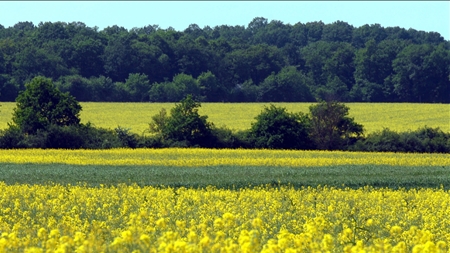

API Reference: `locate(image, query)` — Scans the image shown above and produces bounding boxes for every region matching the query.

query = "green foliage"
[123,73,151,102]
[230,79,260,102]
[55,74,92,101]
[0,122,124,149]
[249,104,312,149]
[149,95,214,147]
[114,126,139,148]
[392,43,450,102]
[352,127,450,153]
[12,76,82,134]
[0,19,448,102]
[149,73,202,102]
[259,66,315,102]
[88,76,116,102]
[197,71,227,102]
[210,125,246,148]
[149,108,168,135]
[309,100,363,150]
[0,125,25,148]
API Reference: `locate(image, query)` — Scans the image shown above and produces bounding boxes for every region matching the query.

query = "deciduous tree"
[309,100,363,150]
[12,76,82,134]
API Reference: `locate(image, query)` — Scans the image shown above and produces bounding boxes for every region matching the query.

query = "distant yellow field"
[0,102,448,134]
[1,148,448,167]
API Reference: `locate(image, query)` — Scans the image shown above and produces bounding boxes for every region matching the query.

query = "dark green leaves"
[12,76,82,134]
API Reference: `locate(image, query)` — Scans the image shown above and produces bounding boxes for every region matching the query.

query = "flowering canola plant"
[0,148,449,167]
[1,148,448,252]
[0,183,450,253]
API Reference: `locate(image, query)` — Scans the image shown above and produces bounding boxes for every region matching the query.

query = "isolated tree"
[150,95,213,146]
[12,76,82,134]
[309,100,363,150]
[249,104,312,149]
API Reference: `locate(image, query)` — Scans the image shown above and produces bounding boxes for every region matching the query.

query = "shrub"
[115,126,139,148]
[0,125,25,148]
[210,125,245,148]
[352,127,450,153]
[149,95,215,147]
[45,124,85,149]
[249,104,313,149]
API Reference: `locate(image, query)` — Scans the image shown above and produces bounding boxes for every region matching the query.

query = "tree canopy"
[12,76,82,134]
[249,104,312,149]
[309,100,364,150]
[150,95,214,147]
[0,19,448,103]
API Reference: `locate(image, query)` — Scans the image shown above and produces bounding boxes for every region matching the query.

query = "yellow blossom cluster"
[0,183,449,252]
[0,148,448,167]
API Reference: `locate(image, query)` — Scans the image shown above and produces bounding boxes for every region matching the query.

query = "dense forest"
[0,18,449,103]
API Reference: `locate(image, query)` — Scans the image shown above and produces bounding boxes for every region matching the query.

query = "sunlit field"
[0,148,449,252]
[0,101,449,252]
[0,183,449,252]
[0,148,449,167]
[0,102,448,134]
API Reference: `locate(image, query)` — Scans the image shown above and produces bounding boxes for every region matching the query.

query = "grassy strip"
[0,163,449,189]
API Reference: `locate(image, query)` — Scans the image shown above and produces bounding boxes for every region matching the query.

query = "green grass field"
[0,102,448,134]
[1,148,448,189]
[0,164,449,189]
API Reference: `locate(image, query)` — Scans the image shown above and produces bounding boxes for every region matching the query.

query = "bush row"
[3,76,448,153]
[0,123,448,153]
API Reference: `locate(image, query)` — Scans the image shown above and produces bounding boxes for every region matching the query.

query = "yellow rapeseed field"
[0,148,449,167]
[0,102,448,134]
[0,183,449,252]
[0,101,447,252]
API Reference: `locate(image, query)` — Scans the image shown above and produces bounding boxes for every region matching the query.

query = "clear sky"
[1,1,449,40]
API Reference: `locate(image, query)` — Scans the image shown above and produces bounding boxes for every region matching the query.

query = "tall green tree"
[225,44,284,85]
[392,43,449,102]
[309,101,363,150]
[258,66,315,102]
[174,35,212,78]
[322,20,353,43]
[305,21,324,44]
[149,73,203,102]
[102,31,137,82]
[70,37,105,78]
[351,23,387,48]
[12,76,82,134]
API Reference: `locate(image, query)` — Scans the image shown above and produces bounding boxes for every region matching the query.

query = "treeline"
[0,18,449,103]
[1,76,448,153]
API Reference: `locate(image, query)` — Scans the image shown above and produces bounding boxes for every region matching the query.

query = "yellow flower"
[390,226,402,236]
[24,247,44,253]
[156,218,167,229]
[121,230,133,243]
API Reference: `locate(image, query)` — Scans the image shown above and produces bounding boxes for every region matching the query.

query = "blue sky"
[1,1,449,40]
